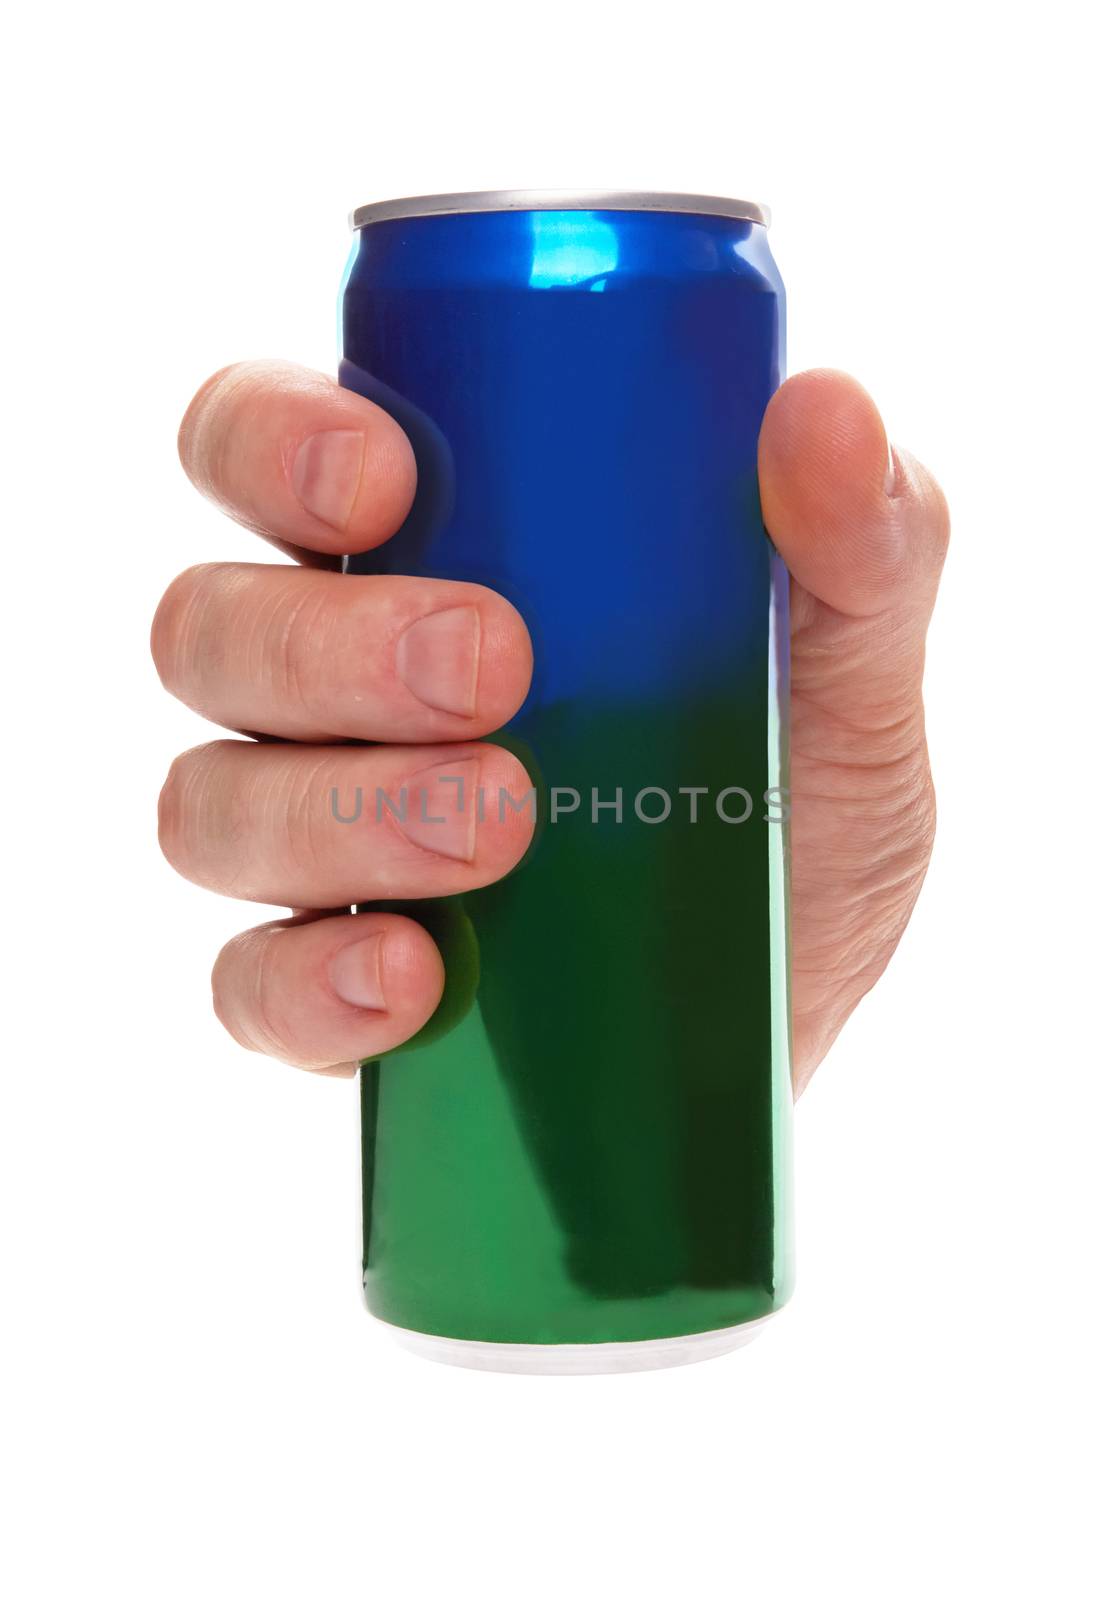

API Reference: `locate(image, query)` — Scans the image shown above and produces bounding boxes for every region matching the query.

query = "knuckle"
[177,360,279,502]
[265,577,336,723]
[276,750,334,884]
[212,926,290,1060]
[150,563,233,696]
[157,741,225,879]
[157,750,192,870]
[177,364,239,488]
[211,931,253,1050]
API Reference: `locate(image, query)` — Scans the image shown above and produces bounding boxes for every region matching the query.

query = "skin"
[155,361,948,1093]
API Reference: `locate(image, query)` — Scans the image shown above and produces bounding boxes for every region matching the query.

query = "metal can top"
[350,189,770,230]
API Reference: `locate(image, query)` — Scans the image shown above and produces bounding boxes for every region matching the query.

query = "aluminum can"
[340,190,792,1372]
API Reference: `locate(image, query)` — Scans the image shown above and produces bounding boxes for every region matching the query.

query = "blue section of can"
[342,203,793,1346]
[342,206,783,687]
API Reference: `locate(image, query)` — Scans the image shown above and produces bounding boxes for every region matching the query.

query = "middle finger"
[151,563,533,742]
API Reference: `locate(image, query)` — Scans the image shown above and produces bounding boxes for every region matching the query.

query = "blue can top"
[346,198,779,298]
[351,189,769,230]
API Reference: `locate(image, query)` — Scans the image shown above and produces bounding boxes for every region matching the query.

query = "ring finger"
[158,738,536,907]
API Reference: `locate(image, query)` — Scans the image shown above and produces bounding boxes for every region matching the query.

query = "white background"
[3,3,1113,1595]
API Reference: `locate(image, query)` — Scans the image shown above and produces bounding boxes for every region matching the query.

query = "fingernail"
[392,757,478,861]
[396,607,481,716]
[291,429,366,530]
[884,441,900,498]
[329,934,386,1010]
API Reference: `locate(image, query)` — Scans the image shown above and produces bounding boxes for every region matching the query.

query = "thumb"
[759,369,949,623]
[758,370,950,1090]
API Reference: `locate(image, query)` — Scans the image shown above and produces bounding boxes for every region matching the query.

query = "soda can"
[340,190,793,1373]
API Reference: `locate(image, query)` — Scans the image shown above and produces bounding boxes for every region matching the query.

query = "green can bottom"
[377,1312,781,1375]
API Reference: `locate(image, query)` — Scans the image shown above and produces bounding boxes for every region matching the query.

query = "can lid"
[350,189,770,230]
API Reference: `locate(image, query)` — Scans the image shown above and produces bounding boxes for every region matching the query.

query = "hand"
[155,362,947,1092]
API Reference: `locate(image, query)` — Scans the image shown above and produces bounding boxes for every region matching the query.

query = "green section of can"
[361,671,793,1345]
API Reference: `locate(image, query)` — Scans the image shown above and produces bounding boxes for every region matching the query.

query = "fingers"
[151,564,532,743]
[759,370,949,622]
[178,360,417,558]
[159,739,535,908]
[212,911,444,1074]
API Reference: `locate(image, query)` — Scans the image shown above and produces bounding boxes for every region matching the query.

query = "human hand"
[155,363,947,1092]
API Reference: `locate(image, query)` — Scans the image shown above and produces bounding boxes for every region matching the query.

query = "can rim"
[350,189,770,230]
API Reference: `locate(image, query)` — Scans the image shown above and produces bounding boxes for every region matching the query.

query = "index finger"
[178,360,417,559]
